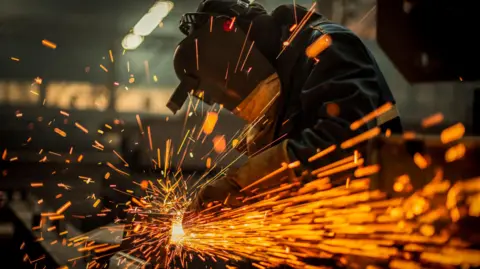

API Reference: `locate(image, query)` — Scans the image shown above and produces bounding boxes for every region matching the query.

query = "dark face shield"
[166,15,277,114]
[178,13,211,36]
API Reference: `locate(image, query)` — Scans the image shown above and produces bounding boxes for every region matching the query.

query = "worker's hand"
[186,140,294,213]
[188,175,245,213]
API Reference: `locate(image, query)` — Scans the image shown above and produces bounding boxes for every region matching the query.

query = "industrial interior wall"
[364,40,474,128]
[341,0,475,129]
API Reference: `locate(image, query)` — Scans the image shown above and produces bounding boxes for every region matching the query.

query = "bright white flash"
[170,220,185,244]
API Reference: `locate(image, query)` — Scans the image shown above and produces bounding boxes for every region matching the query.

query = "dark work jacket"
[229,4,403,191]
[275,5,402,164]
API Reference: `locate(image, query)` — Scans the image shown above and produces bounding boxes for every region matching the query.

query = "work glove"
[189,175,244,212]
[188,140,295,213]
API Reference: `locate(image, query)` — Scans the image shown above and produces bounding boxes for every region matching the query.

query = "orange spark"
[75,122,89,134]
[54,128,67,137]
[42,39,57,49]
[341,127,381,149]
[202,112,219,135]
[99,64,108,72]
[213,135,227,154]
[422,113,444,128]
[56,201,72,215]
[413,153,429,169]
[441,123,465,144]
[305,34,332,58]
[136,114,144,135]
[350,103,393,131]
[148,126,153,150]
[308,145,336,162]
[445,143,466,163]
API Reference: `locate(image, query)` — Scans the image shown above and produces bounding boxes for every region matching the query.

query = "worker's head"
[167,0,282,122]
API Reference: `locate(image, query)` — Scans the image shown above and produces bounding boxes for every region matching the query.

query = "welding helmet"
[166,0,280,114]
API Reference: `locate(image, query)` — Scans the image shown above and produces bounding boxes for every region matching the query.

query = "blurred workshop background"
[0,0,478,268]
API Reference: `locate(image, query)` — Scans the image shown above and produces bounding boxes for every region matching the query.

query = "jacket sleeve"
[286,29,383,172]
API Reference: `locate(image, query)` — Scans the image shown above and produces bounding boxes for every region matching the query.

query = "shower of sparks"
[11,81,480,269]
[8,97,480,269]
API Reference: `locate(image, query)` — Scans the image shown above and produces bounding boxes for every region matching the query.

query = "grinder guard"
[167,16,277,114]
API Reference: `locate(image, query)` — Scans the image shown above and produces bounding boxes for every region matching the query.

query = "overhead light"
[133,1,174,36]
[122,34,144,50]
[150,1,174,18]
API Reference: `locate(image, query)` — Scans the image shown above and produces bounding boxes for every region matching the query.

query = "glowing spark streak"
[94,244,121,253]
[165,139,172,174]
[277,3,316,59]
[440,123,465,144]
[41,39,57,49]
[240,41,255,72]
[148,126,153,150]
[240,161,300,192]
[413,153,429,169]
[315,158,364,178]
[341,127,381,149]
[194,152,246,189]
[78,243,109,252]
[308,145,336,162]
[243,182,300,202]
[195,38,199,71]
[157,148,161,169]
[106,162,130,176]
[422,113,444,128]
[445,143,466,162]
[109,50,114,62]
[313,155,355,175]
[75,122,89,133]
[350,102,393,131]
[235,22,253,73]
[49,215,64,221]
[177,130,191,155]
[136,114,145,135]
[132,197,146,208]
[354,164,380,177]
[305,34,332,58]
[56,201,71,215]
[356,4,377,27]
[54,128,67,137]
[210,16,213,32]
[99,64,108,72]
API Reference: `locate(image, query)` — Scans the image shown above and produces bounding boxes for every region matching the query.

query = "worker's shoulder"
[304,19,368,52]
[308,19,359,40]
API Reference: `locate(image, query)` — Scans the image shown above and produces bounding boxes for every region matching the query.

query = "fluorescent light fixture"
[133,1,174,36]
[122,33,144,50]
[150,1,174,18]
